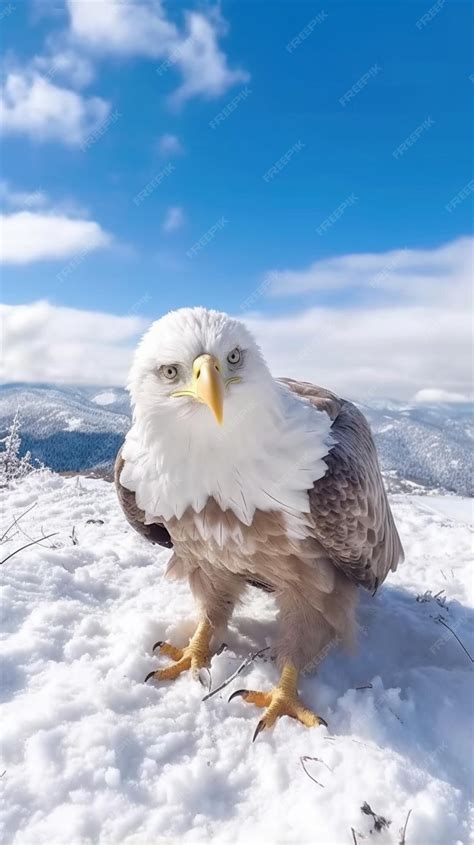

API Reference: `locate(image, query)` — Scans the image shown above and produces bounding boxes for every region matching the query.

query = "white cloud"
[66,0,248,103]
[1,210,111,264]
[0,70,110,145]
[0,301,147,385]
[157,133,183,156]
[414,388,472,404]
[242,237,473,401]
[34,48,96,88]
[267,237,472,308]
[66,0,176,57]
[162,205,185,233]
[170,12,249,105]
[0,181,49,209]
[2,238,470,400]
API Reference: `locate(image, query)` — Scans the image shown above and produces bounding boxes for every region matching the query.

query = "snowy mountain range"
[0,382,472,496]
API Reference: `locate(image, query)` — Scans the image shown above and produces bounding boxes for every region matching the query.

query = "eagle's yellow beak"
[191,353,225,425]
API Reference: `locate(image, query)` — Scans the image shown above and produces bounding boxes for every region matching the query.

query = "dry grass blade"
[300,756,326,788]
[399,808,412,845]
[435,616,473,662]
[202,646,269,701]
[0,533,58,566]
[0,502,38,543]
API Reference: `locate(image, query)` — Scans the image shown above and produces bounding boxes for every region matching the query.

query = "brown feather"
[280,378,404,592]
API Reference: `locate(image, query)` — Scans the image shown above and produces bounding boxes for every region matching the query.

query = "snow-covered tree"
[0,411,42,487]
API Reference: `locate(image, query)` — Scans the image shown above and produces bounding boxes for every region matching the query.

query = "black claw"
[228,688,247,703]
[318,716,329,728]
[144,671,156,683]
[152,641,163,653]
[252,719,265,742]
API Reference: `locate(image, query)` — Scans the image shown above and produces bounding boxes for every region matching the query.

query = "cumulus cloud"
[0,301,147,385]
[33,48,96,88]
[2,238,470,400]
[247,237,473,401]
[0,181,49,209]
[170,12,249,105]
[66,0,249,103]
[267,237,472,308]
[0,70,110,145]
[1,210,111,264]
[162,206,185,233]
[157,133,184,156]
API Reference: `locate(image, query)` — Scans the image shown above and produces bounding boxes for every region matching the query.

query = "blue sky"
[0,1,472,399]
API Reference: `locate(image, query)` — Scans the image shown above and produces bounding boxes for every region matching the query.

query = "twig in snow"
[361,801,391,833]
[351,829,359,845]
[202,646,270,701]
[0,501,37,543]
[300,755,325,788]
[0,533,58,565]
[440,569,447,581]
[12,516,57,550]
[70,526,78,545]
[435,616,474,662]
[399,808,412,845]
[355,683,373,690]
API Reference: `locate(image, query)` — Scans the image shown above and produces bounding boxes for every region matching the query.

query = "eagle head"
[127,306,273,428]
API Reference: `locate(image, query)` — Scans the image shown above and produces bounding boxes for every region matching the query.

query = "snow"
[410,495,473,525]
[0,473,473,845]
[65,416,85,432]
[92,391,117,406]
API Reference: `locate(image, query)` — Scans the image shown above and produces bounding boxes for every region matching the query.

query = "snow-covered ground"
[1,472,473,845]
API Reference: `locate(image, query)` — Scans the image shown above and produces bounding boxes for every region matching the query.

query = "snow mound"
[92,391,118,406]
[0,473,472,844]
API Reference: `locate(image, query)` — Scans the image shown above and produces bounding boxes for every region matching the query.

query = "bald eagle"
[116,307,403,737]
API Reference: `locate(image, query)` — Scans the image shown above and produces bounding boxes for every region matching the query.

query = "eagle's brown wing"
[280,378,404,593]
[114,446,173,548]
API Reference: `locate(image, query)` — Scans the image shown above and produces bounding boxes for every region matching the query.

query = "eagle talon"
[145,619,213,686]
[253,719,266,742]
[144,670,157,683]
[229,663,327,738]
[228,688,246,703]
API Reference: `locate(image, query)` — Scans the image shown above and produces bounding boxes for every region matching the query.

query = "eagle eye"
[161,365,178,380]
[227,347,241,365]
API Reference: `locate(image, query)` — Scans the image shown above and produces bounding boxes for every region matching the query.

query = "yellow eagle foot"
[228,663,327,740]
[145,619,213,684]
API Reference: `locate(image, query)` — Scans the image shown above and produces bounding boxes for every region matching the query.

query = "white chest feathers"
[120,380,333,526]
